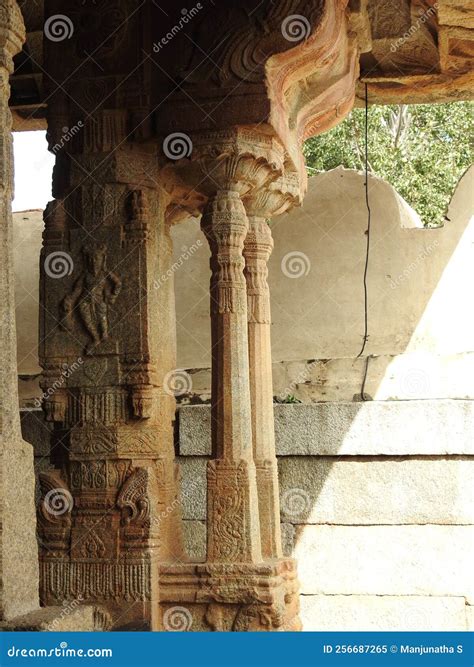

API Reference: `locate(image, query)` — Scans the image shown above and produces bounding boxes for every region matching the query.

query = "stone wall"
[21,401,474,630]
[169,165,474,403]
[177,403,474,631]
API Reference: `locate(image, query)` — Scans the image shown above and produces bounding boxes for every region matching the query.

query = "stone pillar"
[242,183,300,560]
[243,206,281,560]
[201,189,262,563]
[159,130,301,631]
[0,0,40,621]
[37,107,184,629]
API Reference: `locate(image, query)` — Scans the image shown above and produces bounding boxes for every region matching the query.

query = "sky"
[13,131,54,212]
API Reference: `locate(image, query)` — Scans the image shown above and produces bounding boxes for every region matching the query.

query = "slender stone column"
[159,130,301,631]
[243,183,299,560]
[0,1,40,621]
[243,209,282,560]
[201,190,262,563]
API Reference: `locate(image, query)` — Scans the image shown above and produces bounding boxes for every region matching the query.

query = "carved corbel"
[43,390,68,424]
[117,467,151,527]
[160,127,286,212]
[130,385,154,420]
[40,366,69,423]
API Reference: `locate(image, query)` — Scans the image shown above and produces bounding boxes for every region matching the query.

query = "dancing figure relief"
[62,244,122,354]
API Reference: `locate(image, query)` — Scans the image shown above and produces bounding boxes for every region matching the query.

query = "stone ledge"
[179,400,474,456]
[0,606,106,632]
[300,595,469,631]
[180,458,474,525]
[279,457,474,525]
[294,525,474,602]
[175,522,474,613]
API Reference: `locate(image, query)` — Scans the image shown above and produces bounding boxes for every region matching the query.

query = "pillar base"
[158,558,301,631]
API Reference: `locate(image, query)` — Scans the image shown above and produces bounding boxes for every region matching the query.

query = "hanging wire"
[357,82,372,400]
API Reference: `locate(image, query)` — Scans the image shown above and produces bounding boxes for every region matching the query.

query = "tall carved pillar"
[243,205,280,560]
[38,117,185,627]
[37,1,185,629]
[159,130,300,631]
[0,0,40,621]
[243,181,300,561]
[201,189,262,564]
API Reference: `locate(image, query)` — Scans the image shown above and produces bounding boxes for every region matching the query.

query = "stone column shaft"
[0,0,39,620]
[244,215,282,560]
[37,105,184,629]
[202,189,262,563]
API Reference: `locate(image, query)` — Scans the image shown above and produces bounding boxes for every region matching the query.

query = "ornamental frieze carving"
[70,461,107,491]
[70,424,118,456]
[40,561,152,603]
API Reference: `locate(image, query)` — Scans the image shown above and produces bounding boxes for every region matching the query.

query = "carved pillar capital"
[202,189,248,317]
[162,127,286,208]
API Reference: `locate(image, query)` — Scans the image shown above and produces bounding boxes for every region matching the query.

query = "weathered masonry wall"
[22,401,474,630]
[177,403,474,631]
[170,166,474,402]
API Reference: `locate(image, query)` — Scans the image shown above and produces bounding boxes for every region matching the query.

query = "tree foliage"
[303,102,473,226]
